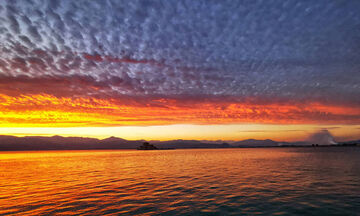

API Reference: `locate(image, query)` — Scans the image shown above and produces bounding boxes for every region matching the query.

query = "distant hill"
[233,139,279,147]
[0,135,142,151]
[0,135,358,151]
[0,136,230,151]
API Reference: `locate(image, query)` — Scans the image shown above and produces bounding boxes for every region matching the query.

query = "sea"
[1,147,359,215]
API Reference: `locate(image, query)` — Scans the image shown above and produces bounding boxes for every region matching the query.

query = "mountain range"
[0,135,358,151]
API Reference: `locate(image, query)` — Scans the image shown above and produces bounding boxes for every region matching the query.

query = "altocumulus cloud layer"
[0,0,360,126]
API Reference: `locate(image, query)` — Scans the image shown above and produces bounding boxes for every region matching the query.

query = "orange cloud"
[1,93,359,127]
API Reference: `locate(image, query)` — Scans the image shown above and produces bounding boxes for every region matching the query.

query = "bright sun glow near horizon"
[0,124,359,142]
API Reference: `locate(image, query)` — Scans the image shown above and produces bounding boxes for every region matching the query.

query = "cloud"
[0,74,147,98]
[0,0,360,126]
[27,25,42,42]
[7,13,20,34]
[82,53,162,65]
[1,91,359,127]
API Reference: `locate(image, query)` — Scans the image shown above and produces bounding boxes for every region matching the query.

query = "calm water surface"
[1,148,360,215]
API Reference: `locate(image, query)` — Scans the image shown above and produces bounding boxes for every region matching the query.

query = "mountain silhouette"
[0,135,358,151]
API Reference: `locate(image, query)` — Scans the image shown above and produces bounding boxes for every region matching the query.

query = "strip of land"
[0,135,359,151]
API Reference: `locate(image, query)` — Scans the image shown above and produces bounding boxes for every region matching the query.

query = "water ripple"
[1,148,360,215]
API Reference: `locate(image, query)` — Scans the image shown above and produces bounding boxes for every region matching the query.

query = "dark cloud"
[19,35,34,47]
[27,25,42,42]
[7,13,20,34]
[0,0,359,112]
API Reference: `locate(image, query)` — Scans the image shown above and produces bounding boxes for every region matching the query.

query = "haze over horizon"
[0,0,359,142]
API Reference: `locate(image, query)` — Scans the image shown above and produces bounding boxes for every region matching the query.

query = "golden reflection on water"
[1,148,360,215]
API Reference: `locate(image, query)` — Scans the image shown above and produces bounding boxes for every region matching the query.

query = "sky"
[0,0,359,141]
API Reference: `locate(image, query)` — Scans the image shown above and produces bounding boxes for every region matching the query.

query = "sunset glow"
[1,93,359,134]
[0,0,359,142]
[0,92,359,141]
